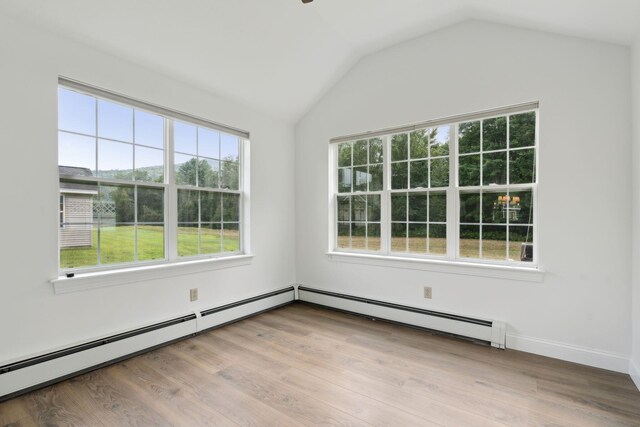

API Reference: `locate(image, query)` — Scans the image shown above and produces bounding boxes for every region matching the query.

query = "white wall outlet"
[423,286,432,299]
[190,288,198,302]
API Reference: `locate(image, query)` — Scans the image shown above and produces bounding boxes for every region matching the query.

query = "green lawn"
[60,225,240,269]
[338,237,527,261]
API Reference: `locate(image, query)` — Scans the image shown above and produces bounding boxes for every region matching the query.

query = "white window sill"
[51,254,254,294]
[326,252,544,282]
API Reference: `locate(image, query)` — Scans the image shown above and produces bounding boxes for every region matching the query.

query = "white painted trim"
[630,358,640,392]
[506,333,630,373]
[52,254,254,294]
[327,251,544,282]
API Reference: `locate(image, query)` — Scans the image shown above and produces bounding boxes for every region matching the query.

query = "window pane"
[510,225,534,262]
[223,223,240,252]
[410,130,429,159]
[431,126,450,156]
[509,112,536,148]
[101,185,134,223]
[59,199,98,268]
[391,223,407,252]
[353,166,369,192]
[483,191,506,224]
[367,195,381,222]
[509,149,535,184]
[58,132,96,175]
[430,158,449,188]
[458,154,480,186]
[483,151,507,185]
[391,133,408,161]
[100,224,135,264]
[353,140,368,166]
[58,88,96,135]
[338,143,352,168]
[134,146,164,182]
[338,167,352,193]
[178,224,199,257]
[201,223,222,254]
[369,138,383,164]
[98,139,133,180]
[391,193,407,222]
[223,193,240,222]
[509,190,533,224]
[429,224,447,255]
[352,195,366,222]
[174,121,197,155]
[459,225,480,258]
[369,164,383,191]
[337,196,350,222]
[198,127,219,159]
[221,133,239,162]
[460,192,480,223]
[391,162,408,189]
[351,223,366,250]
[134,110,164,149]
[367,223,381,251]
[200,158,220,188]
[337,223,350,249]
[408,223,427,253]
[482,117,507,151]
[408,193,427,222]
[220,160,239,190]
[458,121,480,154]
[429,193,447,222]
[137,225,164,261]
[137,187,164,223]
[201,192,222,222]
[98,100,133,143]
[409,160,428,189]
[175,154,197,186]
[177,189,198,223]
[482,225,507,260]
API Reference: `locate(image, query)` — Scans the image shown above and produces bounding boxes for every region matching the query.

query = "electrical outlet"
[190,288,198,302]
[423,286,432,299]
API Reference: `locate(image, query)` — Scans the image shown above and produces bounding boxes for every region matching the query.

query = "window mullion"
[381,135,391,254]
[449,124,458,260]
[167,119,177,262]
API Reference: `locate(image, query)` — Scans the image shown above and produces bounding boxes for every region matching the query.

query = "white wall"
[0,15,296,364]
[295,21,632,371]
[631,40,640,387]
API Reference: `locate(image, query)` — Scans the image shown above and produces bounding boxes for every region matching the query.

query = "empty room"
[1,0,640,425]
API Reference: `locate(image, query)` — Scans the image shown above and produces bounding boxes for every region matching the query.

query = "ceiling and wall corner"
[1,0,640,124]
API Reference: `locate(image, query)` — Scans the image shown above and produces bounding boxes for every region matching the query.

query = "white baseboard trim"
[0,286,295,401]
[630,359,640,391]
[506,333,629,373]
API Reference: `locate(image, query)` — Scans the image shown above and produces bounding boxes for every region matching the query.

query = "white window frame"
[56,77,251,277]
[328,102,539,271]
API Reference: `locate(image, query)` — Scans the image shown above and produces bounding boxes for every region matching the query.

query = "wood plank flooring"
[1,302,639,426]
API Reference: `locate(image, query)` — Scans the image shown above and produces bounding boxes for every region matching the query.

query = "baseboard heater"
[0,286,295,402]
[297,286,506,348]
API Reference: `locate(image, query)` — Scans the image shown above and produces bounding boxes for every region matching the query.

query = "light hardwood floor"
[1,302,639,426]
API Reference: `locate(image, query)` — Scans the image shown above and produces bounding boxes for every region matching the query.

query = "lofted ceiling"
[2,0,640,123]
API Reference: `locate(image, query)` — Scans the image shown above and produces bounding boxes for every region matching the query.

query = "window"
[330,104,537,266]
[58,79,248,272]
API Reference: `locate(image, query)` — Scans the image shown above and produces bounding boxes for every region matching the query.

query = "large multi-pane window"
[331,105,537,266]
[58,80,247,272]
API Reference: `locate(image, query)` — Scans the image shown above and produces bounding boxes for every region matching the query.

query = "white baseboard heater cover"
[0,286,295,401]
[298,286,506,349]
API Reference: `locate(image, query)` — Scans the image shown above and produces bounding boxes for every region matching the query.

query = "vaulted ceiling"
[2,0,640,123]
